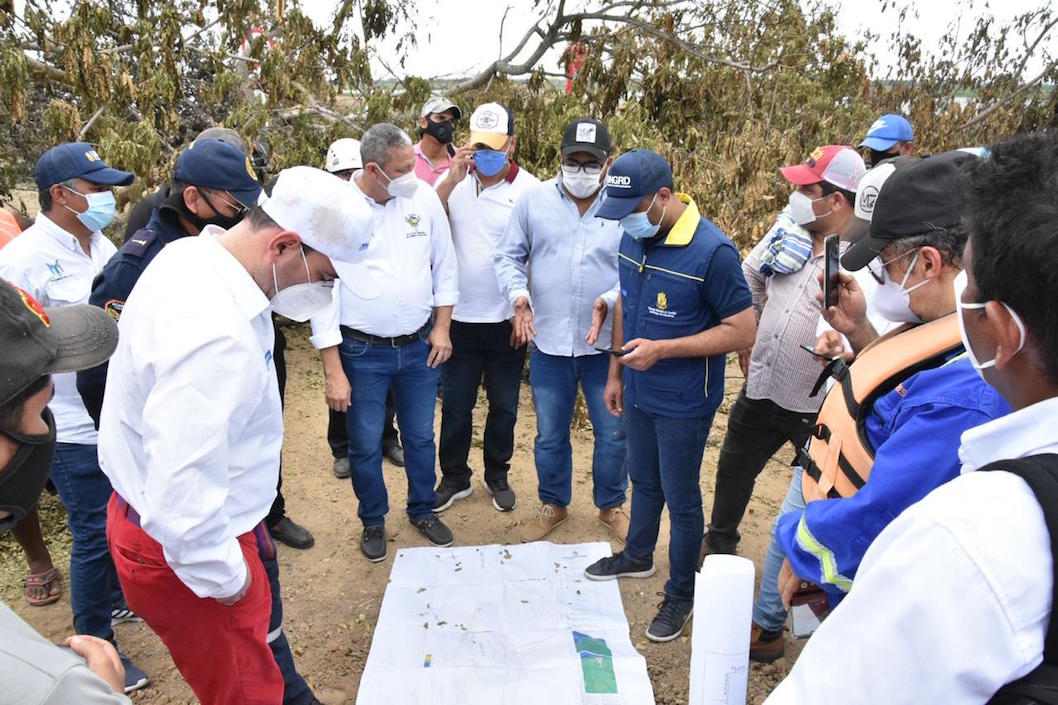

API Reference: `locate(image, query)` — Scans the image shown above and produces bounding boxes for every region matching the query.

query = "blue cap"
[859,114,914,151]
[173,138,263,208]
[596,149,674,220]
[34,142,134,190]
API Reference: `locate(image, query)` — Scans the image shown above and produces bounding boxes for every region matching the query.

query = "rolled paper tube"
[689,554,755,705]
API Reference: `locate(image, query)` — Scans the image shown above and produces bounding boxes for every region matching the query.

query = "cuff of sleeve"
[433,292,459,307]
[509,289,531,308]
[310,330,343,350]
[214,557,249,601]
[600,288,618,310]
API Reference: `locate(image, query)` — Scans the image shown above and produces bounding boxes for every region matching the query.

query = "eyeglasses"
[561,161,604,175]
[866,246,920,285]
[204,190,246,215]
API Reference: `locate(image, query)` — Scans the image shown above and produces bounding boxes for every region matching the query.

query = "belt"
[340,323,428,348]
[114,493,142,527]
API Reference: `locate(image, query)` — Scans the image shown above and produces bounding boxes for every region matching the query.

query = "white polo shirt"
[98,229,282,599]
[0,213,116,444]
[441,163,539,323]
[310,175,459,347]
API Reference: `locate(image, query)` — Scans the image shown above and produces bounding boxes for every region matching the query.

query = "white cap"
[847,156,917,242]
[468,102,513,150]
[324,138,363,173]
[261,166,375,268]
[421,96,462,120]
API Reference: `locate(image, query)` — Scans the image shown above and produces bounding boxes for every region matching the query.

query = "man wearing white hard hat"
[98,166,372,705]
[324,137,363,181]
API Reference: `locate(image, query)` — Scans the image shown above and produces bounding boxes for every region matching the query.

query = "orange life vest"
[799,313,963,503]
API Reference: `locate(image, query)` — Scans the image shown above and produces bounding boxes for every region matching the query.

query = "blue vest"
[619,196,745,418]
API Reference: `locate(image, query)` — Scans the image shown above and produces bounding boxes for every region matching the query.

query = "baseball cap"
[780,145,865,191]
[173,138,262,208]
[469,103,514,150]
[560,118,612,162]
[0,280,118,406]
[421,96,462,120]
[841,150,980,271]
[34,142,134,190]
[595,150,674,220]
[324,138,363,173]
[859,114,914,151]
[844,156,920,244]
[261,166,378,298]
[196,127,247,152]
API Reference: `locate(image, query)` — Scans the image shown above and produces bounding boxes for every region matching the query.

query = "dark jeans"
[623,406,715,601]
[439,321,526,486]
[257,525,314,705]
[49,442,121,642]
[705,386,816,554]
[266,324,288,528]
[328,390,400,459]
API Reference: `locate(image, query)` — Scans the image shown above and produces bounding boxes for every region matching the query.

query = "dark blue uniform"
[77,204,189,426]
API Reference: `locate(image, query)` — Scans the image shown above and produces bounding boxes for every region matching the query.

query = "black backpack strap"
[983,454,1058,705]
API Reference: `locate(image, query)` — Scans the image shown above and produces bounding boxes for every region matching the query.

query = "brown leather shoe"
[598,506,630,542]
[520,503,568,542]
[749,621,785,663]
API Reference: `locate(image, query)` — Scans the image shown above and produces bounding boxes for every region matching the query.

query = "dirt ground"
[0,325,803,704]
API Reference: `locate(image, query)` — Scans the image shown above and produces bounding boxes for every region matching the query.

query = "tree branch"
[78,105,105,139]
[958,59,1058,132]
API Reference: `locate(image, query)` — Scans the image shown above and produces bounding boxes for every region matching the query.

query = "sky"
[295,0,1053,80]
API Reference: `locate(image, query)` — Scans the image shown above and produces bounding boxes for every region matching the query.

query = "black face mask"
[420,119,455,145]
[165,188,244,231]
[868,148,898,168]
[0,407,56,532]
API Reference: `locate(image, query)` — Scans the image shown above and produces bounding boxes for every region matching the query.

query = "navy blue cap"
[173,138,262,208]
[596,149,674,220]
[859,114,914,151]
[34,142,134,190]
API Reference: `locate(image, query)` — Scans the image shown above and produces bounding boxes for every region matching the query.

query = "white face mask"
[953,270,1026,377]
[787,191,831,226]
[269,247,333,323]
[872,248,929,323]
[561,165,603,199]
[378,167,419,199]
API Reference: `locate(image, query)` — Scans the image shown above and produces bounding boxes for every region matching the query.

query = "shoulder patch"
[123,229,160,259]
[103,299,124,321]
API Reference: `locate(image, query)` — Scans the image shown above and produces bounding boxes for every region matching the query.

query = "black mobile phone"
[799,343,838,362]
[790,582,830,638]
[594,346,627,357]
[446,143,456,158]
[823,234,840,310]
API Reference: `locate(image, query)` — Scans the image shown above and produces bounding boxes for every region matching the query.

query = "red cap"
[780,145,864,190]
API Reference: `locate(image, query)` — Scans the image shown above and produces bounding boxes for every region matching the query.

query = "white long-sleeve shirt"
[0,213,115,444]
[766,396,1058,704]
[309,176,458,347]
[98,229,282,599]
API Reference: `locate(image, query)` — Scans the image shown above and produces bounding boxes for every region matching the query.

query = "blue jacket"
[776,354,1011,604]
[77,205,190,425]
[618,195,752,418]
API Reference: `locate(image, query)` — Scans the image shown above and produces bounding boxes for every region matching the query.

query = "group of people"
[0,92,1055,705]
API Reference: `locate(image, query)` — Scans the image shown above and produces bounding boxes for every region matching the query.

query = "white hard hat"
[324,138,363,173]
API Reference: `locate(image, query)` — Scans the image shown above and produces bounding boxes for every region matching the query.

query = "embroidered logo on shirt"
[405,214,422,227]
[47,260,64,278]
[103,299,124,321]
[647,291,677,319]
[12,284,50,326]
[656,292,668,310]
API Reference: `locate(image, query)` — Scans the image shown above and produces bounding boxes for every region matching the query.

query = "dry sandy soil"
[0,325,803,704]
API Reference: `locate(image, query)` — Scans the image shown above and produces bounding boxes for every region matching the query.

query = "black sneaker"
[484,477,516,512]
[361,525,387,562]
[120,654,150,693]
[411,515,454,547]
[583,551,656,581]
[646,593,693,642]
[432,479,472,512]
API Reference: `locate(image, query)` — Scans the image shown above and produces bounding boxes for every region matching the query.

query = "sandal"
[25,567,62,606]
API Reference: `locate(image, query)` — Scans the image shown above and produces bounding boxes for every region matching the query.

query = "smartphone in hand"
[823,234,840,310]
[594,346,627,357]
[790,582,830,638]
[799,343,838,362]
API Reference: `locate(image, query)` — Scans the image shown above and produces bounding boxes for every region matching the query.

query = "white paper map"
[355,541,655,705]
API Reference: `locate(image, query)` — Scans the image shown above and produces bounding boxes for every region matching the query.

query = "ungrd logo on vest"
[605,174,632,188]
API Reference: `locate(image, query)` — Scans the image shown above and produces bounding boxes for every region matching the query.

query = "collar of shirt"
[657,193,701,247]
[34,211,102,256]
[472,162,522,194]
[199,225,271,321]
[959,395,1058,473]
[414,141,451,173]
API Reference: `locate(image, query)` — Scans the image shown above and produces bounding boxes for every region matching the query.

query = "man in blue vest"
[583,150,756,642]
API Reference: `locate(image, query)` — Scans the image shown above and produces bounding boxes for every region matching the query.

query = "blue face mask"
[473,149,509,177]
[63,186,116,231]
[620,194,664,240]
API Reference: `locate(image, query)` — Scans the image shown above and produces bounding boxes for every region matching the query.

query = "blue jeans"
[340,334,441,525]
[439,321,526,485]
[623,405,714,601]
[528,349,627,508]
[752,468,807,631]
[50,442,122,642]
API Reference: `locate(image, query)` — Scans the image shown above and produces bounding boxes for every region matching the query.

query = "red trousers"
[106,493,284,705]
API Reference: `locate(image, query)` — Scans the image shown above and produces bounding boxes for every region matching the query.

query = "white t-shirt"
[441,164,540,323]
